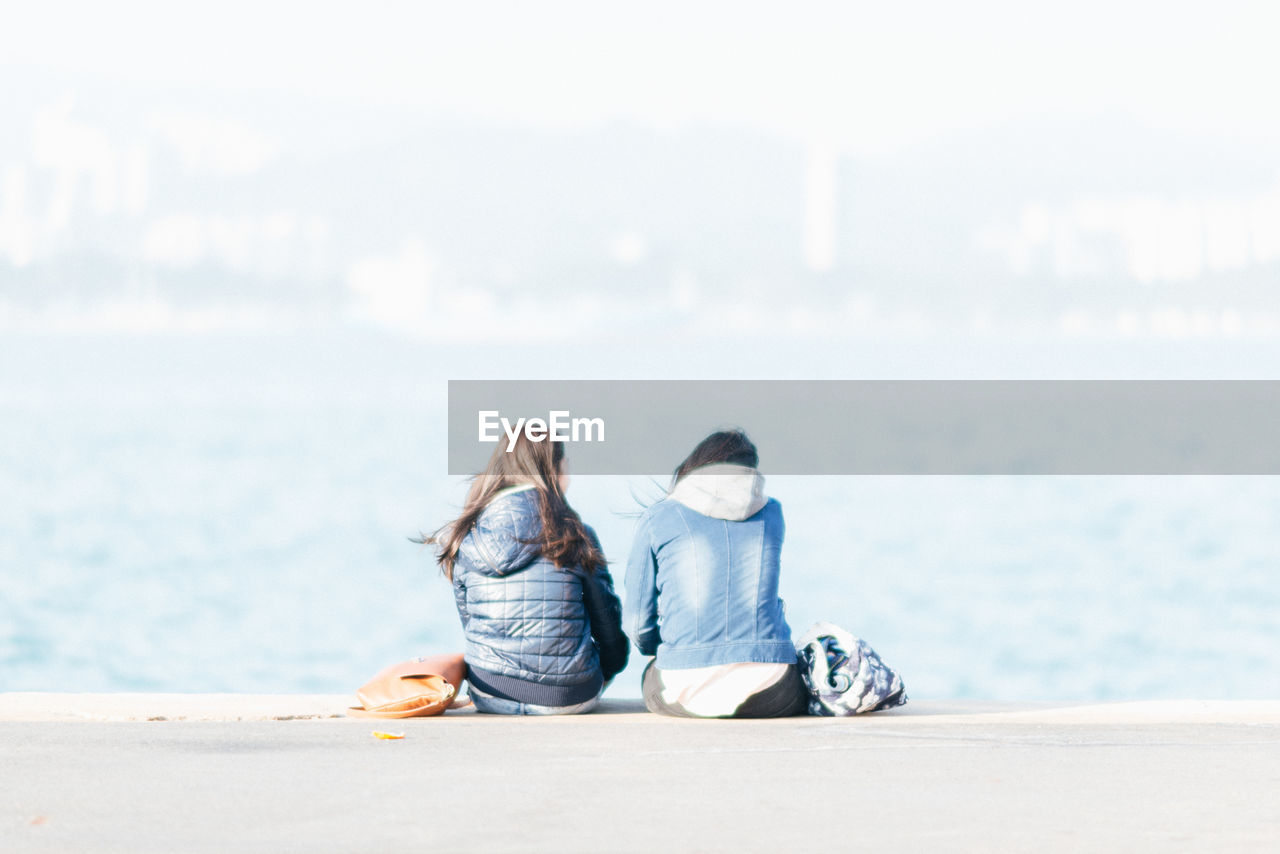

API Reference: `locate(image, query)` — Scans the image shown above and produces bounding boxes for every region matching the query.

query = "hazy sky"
[6,1,1280,153]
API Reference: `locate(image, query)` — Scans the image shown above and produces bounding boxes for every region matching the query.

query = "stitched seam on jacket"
[723,519,732,640]
[755,513,765,637]
[675,506,699,642]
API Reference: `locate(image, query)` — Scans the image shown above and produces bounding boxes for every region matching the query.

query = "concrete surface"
[2,695,1279,853]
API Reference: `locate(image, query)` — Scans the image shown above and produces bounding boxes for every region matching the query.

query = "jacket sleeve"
[624,513,661,657]
[581,527,628,681]
[583,564,629,682]
[451,574,470,631]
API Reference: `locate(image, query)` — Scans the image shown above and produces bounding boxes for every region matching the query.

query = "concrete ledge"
[0,692,354,722]
[4,695,1279,852]
[2,693,1279,723]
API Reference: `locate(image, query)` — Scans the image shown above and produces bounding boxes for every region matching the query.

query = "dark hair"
[672,429,759,485]
[427,437,604,581]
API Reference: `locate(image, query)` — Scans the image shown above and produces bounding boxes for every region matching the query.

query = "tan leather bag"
[347,654,467,719]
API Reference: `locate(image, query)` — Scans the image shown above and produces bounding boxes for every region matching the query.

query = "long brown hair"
[429,437,604,581]
[672,429,759,486]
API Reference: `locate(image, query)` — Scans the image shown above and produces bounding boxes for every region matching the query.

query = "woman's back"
[626,464,796,670]
[453,487,626,706]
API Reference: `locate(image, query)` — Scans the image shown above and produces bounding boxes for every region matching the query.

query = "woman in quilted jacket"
[430,435,628,714]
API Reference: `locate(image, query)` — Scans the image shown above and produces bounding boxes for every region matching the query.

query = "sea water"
[2,334,1278,699]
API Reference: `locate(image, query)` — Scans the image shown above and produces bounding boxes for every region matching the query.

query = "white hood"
[667,464,767,521]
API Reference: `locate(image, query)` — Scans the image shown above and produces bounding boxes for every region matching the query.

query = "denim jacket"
[625,465,796,669]
[451,486,628,706]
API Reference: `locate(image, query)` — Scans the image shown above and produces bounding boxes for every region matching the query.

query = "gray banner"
[447,380,1280,475]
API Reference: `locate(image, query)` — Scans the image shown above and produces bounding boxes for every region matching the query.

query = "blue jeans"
[468,684,600,716]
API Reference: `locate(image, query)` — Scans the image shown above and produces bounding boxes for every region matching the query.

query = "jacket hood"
[667,464,767,521]
[456,488,542,576]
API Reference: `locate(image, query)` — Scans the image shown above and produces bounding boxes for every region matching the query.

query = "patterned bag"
[797,621,907,716]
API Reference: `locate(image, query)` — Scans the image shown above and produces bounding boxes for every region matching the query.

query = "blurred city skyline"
[4,2,1280,342]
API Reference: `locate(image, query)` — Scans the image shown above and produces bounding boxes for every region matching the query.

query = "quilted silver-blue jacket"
[451,487,628,706]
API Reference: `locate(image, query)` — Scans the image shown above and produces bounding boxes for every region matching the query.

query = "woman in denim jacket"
[431,436,628,714]
[626,430,807,717]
